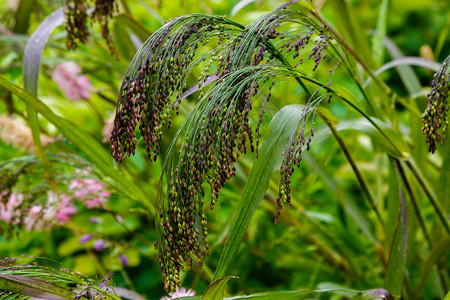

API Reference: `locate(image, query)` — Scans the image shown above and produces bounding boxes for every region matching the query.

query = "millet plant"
[109,0,449,296]
[0,0,448,299]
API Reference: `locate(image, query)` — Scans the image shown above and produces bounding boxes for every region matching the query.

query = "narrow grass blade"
[320,109,388,235]
[212,104,303,281]
[202,276,237,300]
[23,8,65,190]
[384,181,408,297]
[0,76,154,214]
[372,0,389,66]
[225,289,325,299]
[0,274,76,300]
[23,7,65,95]
[383,38,429,167]
[374,57,441,76]
[135,0,165,25]
[182,289,364,300]
[364,57,441,88]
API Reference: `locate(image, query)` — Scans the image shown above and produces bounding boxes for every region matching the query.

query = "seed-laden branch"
[422,55,449,153]
[110,7,374,291]
[65,0,117,53]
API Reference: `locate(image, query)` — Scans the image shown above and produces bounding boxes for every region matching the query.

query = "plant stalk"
[323,116,388,235]
[405,159,450,234]
[395,159,432,246]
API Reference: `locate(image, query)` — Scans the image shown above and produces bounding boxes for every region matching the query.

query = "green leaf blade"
[0,274,76,300]
[384,184,408,297]
[202,276,237,300]
[212,104,303,281]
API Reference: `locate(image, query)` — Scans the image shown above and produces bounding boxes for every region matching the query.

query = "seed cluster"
[111,10,335,292]
[66,0,89,50]
[278,26,331,71]
[65,0,116,53]
[276,94,326,223]
[92,0,116,54]
[422,58,449,153]
[110,16,229,164]
[0,155,108,236]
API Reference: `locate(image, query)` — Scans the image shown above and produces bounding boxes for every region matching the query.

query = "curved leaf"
[212,104,303,281]
[184,288,371,300]
[225,289,324,300]
[0,274,75,300]
[23,8,65,190]
[23,7,65,95]
[384,182,408,297]
[372,0,389,66]
[202,276,237,300]
[364,57,441,88]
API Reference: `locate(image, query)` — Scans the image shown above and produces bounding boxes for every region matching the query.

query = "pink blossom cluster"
[52,62,93,101]
[161,287,196,300]
[0,192,76,230]
[0,193,23,224]
[68,178,110,209]
[0,172,110,231]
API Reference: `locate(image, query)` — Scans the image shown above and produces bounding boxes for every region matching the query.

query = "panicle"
[422,56,450,153]
[110,9,336,292]
[65,0,117,53]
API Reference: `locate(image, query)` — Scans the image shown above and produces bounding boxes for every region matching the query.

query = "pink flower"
[68,177,110,209]
[52,62,93,101]
[55,195,77,223]
[0,193,23,223]
[161,287,196,300]
[24,205,45,230]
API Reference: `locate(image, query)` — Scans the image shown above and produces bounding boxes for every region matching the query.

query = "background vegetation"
[0,0,449,299]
